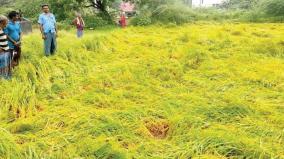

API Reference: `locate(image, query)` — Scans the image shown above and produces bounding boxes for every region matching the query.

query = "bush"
[151,5,196,24]
[84,15,112,29]
[131,13,152,26]
[143,0,284,24]
[261,0,284,17]
[237,0,284,22]
[57,22,73,30]
[132,4,247,26]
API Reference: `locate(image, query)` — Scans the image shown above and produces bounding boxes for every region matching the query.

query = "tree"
[135,0,176,9]
[48,0,83,21]
[221,0,260,9]
[48,0,119,22]
[261,0,284,16]
[81,0,117,22]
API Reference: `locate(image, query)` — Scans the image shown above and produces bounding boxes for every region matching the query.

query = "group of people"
[0,11,22,79]
[0,4,86,79]
[0,3,130,79]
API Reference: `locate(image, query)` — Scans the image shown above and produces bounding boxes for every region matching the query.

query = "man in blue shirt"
[4,11,22,67]
[38,4,57,56]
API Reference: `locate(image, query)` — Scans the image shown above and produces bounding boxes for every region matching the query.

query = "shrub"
[151,5,196,24]
[57,22,73,30]
[84,15,111,29]
[131,13,152,26]
[261,0,284,17]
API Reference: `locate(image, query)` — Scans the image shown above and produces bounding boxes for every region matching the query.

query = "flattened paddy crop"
[0,23,284,159]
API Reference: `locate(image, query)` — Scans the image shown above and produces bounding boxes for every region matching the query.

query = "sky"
[192,0,224,6]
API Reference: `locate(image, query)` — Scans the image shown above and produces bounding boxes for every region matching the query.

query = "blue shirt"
[3,21,21,49]
[38,13,56,33]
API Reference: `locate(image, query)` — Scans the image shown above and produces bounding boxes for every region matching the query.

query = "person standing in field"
[4,11,22,67]
[73,12,85,38]
[38,4,57,56]
[0,15,11,79]
[119,11,127,28]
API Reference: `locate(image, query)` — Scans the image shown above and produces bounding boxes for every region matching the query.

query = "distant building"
[191,0,224,7]
[119,1,136,17]
[120,2,135,12]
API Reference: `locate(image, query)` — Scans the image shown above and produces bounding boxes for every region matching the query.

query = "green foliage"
[260,0,284,17]
[222,0,260,9]
[151,5,195,24]
[131,13,152,26]
[133,0,284,24]
[132,6,248,26]
[234,0,284,22]
[21,0,43,23]
[133,0,194,25]
[84,15,112,28]
[79,0,118,22]
[136,0,176,9]
[1,0,284,25]
[47,0,82,22]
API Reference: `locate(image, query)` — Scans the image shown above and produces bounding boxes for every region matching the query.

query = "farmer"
[4,11,22,67]
[0,15,11,79]
[73,12,85,38]
[38,4,57,56]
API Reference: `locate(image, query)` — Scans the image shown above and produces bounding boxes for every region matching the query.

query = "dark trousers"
[44,32,57,56]
[10,46,21,67]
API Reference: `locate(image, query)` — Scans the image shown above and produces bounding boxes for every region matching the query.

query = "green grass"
[0,23,284,159]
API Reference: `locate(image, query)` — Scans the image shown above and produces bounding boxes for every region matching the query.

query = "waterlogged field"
[0,23,284,159]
